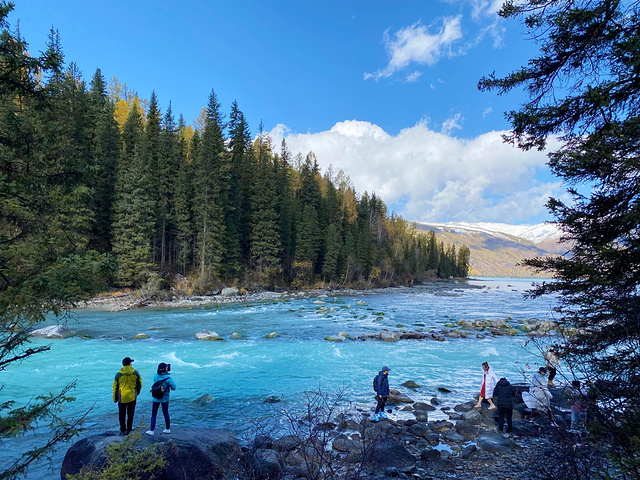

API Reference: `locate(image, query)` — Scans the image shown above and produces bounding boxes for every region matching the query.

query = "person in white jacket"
[522,367,553,410]
[475,361,498,409]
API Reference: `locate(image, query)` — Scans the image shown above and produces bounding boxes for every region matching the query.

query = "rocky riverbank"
[61,385,585,480]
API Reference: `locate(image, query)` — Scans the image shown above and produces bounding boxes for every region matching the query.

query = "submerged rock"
[325,335,345,342]
[131,333,150,339]
[29,325,76,339]
[266,332,278,338]
[193,394,213,405]
[230,332,244,339]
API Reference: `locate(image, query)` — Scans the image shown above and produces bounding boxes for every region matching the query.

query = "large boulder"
[365,437,415,470]
[387,389,414,404]
[29,325,76,339]
[221,287,239,296]
[60,428,242,480]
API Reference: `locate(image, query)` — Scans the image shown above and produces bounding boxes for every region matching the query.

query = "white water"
[1,277,558,479]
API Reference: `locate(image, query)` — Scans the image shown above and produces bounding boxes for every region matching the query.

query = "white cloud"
[441,113,463,134]
[364,17,463,81]
[406,71,422,82]
[269,120,561,224]
[482,107,493,117]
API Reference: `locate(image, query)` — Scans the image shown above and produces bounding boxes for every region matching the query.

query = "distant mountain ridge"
[414,221,566,278]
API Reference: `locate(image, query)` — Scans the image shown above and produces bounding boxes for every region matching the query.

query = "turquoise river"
[1,277,559,479]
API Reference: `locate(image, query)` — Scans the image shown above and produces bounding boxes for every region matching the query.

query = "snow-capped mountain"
[420,221,562,244]
[414,221,565,277]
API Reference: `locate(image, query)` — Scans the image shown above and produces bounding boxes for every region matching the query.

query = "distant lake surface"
[1,277,558,479]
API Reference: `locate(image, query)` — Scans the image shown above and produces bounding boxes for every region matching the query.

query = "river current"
[1,277,558,478]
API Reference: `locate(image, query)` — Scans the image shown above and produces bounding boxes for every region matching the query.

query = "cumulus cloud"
[364,17,463,81]
[269,120,561,224]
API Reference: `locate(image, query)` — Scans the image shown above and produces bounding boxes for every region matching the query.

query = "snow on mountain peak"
[421,221,561,244]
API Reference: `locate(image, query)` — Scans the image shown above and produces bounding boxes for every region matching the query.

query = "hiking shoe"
[145,430,154,436]
[119,431,126,436]
[379,412,387,419]
[163,429,171,434]
[372,414,379,422]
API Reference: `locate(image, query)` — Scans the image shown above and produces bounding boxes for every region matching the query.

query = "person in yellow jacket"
[112,357,142,435]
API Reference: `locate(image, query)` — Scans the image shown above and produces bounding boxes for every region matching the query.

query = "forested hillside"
[1,23,470,294]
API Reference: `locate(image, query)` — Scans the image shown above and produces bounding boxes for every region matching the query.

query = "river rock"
[420,447,441,461]
[461,408,483,423]
[454,420,478,438]
[61,428,241,480]
[365,437,415,470]
[272,435,302,453]
[380,331,399,342]
[193,394,213,405]
[221,287,239,296]
[414,402,436,411]
[230,332,244,339]
[332,434,362,453]
[266,332,278,338]
[476,431,515,453]
[387,389,414,403]
[29,325,76,339]
[249,448,283,479]
[195,329,223,341]
[401,380,420,389]
[324,335,345,342]
[131,333,150,339]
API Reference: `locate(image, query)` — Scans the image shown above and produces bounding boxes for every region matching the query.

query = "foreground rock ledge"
[60,428,241,480]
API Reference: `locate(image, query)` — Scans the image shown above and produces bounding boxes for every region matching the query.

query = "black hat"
[122,357,134,366]
[158,362,168,372]
[382,366,390,372]
[539,367,547,374]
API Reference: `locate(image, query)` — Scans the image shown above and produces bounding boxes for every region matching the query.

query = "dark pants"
[375,396,387,414]
[150,401,170,431]
[118,400,136,433]
[497,406,513,432]
[548,367,557,382]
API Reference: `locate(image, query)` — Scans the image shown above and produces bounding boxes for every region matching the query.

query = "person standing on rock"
[146,362,177,436]
[373,366,390,422]
[544,347,560,386]
[112,357,142,435]
[475,361,498,409]
[493,377,514,435]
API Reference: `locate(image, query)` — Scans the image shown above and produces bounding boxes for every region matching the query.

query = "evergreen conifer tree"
[192,90,227,286]
[480,1,640,471]
[111,103,155,285]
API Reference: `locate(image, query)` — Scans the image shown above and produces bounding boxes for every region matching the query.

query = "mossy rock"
[131,333,150,340]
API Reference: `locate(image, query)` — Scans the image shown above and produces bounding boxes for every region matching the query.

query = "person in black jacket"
[493,377,514,434]
[373,366,390,422]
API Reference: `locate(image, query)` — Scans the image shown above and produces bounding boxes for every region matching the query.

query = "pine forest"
[1,24,470,297]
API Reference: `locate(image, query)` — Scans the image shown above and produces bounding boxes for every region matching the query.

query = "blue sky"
[13,0,564,225]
